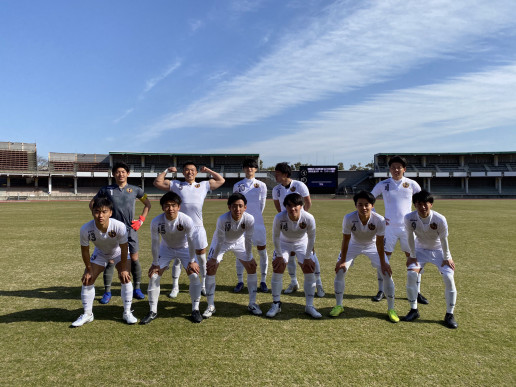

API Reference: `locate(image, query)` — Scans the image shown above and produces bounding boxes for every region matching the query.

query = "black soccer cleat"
[371,291,384,302]
[444,313,458,329]
[233,282,244,293]
[402,308,420,322]
[139,311,157,325]
[191,309,203,323]
[417,292,429,305]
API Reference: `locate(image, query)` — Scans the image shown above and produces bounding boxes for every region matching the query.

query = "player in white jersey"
[154,161,225,297]
[329,191,399,323]
[71,196,137,327]
[232,158,269,293]
[266,193,322,319]
[402,190,458,329]
[370,155,427,304]
[140,192,203,324]
[272,162,324,297]
[203,193,261,318]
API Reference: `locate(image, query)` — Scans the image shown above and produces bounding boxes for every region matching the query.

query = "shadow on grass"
[0,286,81,300]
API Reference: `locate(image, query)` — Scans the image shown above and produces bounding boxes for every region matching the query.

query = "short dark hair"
[353,190,376,205]
[182,161,197,170]
[228,192,247,206]
[112,161,130,175]
[242,158,258,169]
[283,193,304,208]
[160,191,182,206]
[275,162,291,177]
[412,190,434,205]
[92,195,114,211]
[388,155,407,168]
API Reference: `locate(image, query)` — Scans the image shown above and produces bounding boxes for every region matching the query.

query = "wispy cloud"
[189,19,203,33]
[143,60,182,94]
[113,108,134,124]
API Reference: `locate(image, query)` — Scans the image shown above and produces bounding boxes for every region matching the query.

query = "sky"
[1,0,516,169]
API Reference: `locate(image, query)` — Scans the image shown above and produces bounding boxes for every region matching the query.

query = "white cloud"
[189,19,203,33]
[113,108,134,124]
[143,60,182,94]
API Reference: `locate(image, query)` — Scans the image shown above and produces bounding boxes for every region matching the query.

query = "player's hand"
[381,262,392,277]
[406,257,419,268]
[81,268,93,286]
[167,166,177,173]
[187,261,200,275]
[119,269,131,284]
[148,264,160,278]
[301,259,315,273]
[131,215,145,231]
[335,259,347,273]
[200,166,211,173]
[246,259,257,272]
[441,259,455,270]
[272,254,286,272]
[206,258,219,274]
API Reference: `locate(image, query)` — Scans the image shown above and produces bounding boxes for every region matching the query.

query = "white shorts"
[90,252,122,267]
[338,242,389,271]
[252,223,267,247]
[384,225,410,254]
[158,246,196,270]
[407,248,454,276]
[192,226,208,250]
[274,240,313,264]
[208,239,252,263]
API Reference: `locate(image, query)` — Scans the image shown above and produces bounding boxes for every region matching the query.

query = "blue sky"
[1,0,515,168]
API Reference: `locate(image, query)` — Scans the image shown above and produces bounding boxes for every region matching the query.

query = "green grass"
[1,199,515,386]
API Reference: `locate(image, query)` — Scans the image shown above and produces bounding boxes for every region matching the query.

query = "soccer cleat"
[417,292,429,305]
[191,309,203,323]
[259,282,269,293]
[201,287,207,296]
[305,305,322,319]
[402,308,420,322]
[388,309,400,323]
[283,282,299,294]
[266,302,282,318]
[71,313,94,328]
[140,311,157,325]
[316,285,325,298]
[133,288,145,300]
[233,282,244,293]
[371,291,384,302]
[168,287,179,298]
[123,311,138,324]
[329,305,344,317]
[444,313,458,329]
[202,305,216,319]
[248,303,263,316]
[99,292,112,304]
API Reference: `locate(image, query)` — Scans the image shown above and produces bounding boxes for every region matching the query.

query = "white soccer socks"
[287,255,298,285]
[271,272,283,303]
[312,252,323,288]
[303,273,316,307]
[258,249,268,283]
[81,285,95,315]
[205,275,216,307]
[443,272,457,314]
[188,273,201,311]
[171,258,181,290]
[236,259,245,283]
[197,253,207,289]
[406,270,419,310]
[247,273,258,304]
[334,269,346,306]
[376,267,384,294]
[121,282,134,314]
[148,273,161,313]
[382,272,395,310]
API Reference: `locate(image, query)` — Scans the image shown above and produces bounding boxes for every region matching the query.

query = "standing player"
[370,155,426,304]
[266,193,321,319]
[203,193,261,318]
[90,161,151,304]
[272,162,324,297]
[402,190,458,329]
[329,191,399,323]
[140,192,203,324]
[153,161,225,297]
[232,158,269,293]
[72,195,137,327]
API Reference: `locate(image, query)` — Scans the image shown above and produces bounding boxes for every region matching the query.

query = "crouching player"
[72,196,137,327]
[203,193,260,318]
[141,192,203,324]
[329,191,399,322]
[267,193,321,319]
[403,190,458,329]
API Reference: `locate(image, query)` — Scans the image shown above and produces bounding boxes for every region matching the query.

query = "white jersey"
[273,209,315,255]
[233,178,267,224]
[168,180,211,227]
[371,176,421,227]
[211,212,254,260]
[404,210,451,260]
[80,218,128,259]
[150,212,195,264]
[272,180,310,211]
[343,211,386,245]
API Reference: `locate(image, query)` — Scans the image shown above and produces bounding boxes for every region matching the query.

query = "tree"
[349,162,373,171]
[337,162,344,170]
[37,156,48,171]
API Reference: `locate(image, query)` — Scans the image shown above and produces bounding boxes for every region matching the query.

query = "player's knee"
[407,269,418,285]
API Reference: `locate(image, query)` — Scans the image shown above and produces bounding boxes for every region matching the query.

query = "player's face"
[355,198,373,218]
[389,162,406,180]
[244,166,257,179]
[286,203,303,221]
[162,201,180,220]
[92,206,112,227]
[415,201,433,218]
[114,168,129,185]
[275,170,288,183]
[229,199,247,220]
[183,165,197,183]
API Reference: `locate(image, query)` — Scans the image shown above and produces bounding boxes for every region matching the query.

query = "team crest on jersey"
[108,230,117,238]
[126,188,133,193]
[254,183,259,188]
[351,224,357,232]
[368,223,376,231]
[411,222,417,230]
[195,184,201,188]
[290,186,296,192]
[299,222,307,229]
[177,224,184,231]
[225,222,231,232]
[280,221,288,231]
[88,230,96,241]
[403,182,409,188]
[241,223,246,229]
[238,184,245,192]
[430,223,438,230]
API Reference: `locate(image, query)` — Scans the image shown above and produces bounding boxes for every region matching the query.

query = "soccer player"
[232,158,269,293]
[402,190,458,329]
[153,162,225,297]
[90,161,151,304]
[203,193,261,318]
[329,191,399,323]
[272,162,324,297]
[140,192,203,324]
[266,193,322,319]
[72,195,137,327]
[370,155,426,304]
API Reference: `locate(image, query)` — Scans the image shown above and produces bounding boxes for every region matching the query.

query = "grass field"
[1,198,515,386]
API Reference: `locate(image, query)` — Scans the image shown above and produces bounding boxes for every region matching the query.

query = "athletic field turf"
[1,199,514,386]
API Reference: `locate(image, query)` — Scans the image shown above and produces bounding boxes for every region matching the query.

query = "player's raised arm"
[201,166,225,190]
[303,195,312,212]
[154,167,176,191]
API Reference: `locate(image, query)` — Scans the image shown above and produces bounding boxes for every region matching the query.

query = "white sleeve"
[272,185,280,200]
[185,219,196,262]
[232,183,238,193]
[342,215,351,234]
[260,183,267,213]
[404,215,416,258]
[117,224,128,245]
[211,216,225,259]
[272,214,281,254]
[413,180,422,194]
[150,220,160,265]
[79,224,89,247]
[305,217,316,258]
[298,182,310,197]
[371,182,382,198]
[438,217,451,260]
[245,215,254,260]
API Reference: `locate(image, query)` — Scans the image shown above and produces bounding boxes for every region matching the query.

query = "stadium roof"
[109,152,259,157]
[375,151,516,156]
